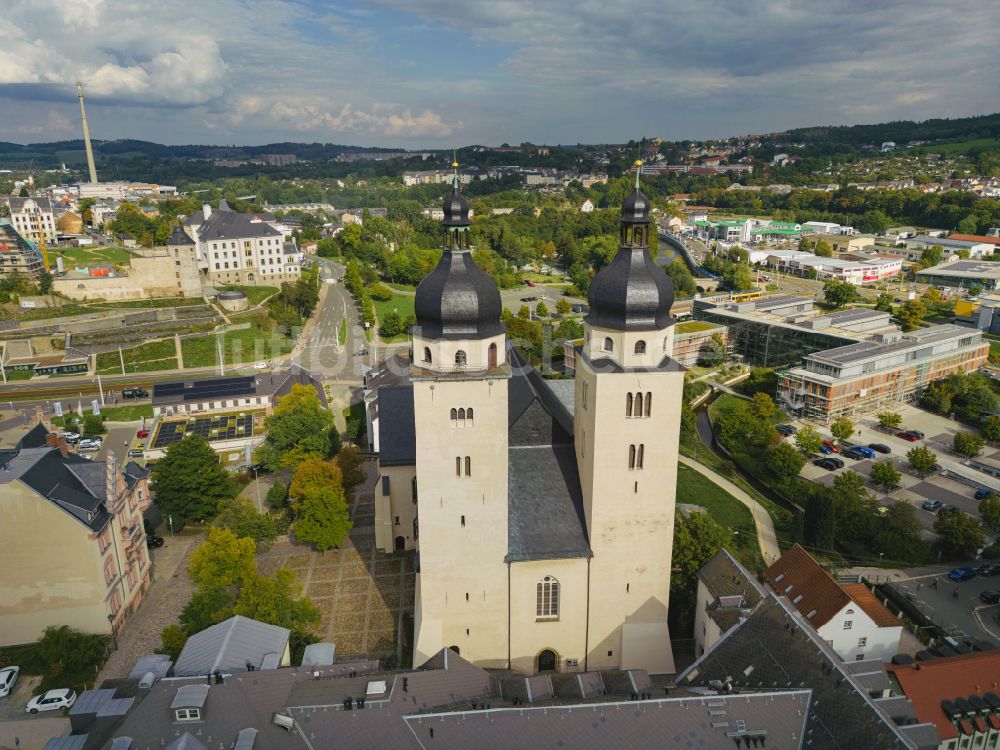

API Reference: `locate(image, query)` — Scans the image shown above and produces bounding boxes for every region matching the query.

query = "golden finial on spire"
[633,160,642,189]
[452,161,459,169]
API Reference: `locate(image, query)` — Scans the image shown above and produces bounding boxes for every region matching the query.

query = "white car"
[0,666,19,697]
[26,688,76,713]
[78,439,102,452]
[253,361,269,370]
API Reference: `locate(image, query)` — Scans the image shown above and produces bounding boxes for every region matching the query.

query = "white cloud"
[267,100,457,138]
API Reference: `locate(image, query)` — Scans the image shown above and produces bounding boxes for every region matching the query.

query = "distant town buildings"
[0,218,46,281]
[916,260,1000,291]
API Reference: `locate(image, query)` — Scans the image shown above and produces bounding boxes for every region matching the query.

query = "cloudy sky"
[2,0,998,147]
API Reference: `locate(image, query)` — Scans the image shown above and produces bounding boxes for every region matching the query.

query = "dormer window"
[170,684,209,724]
[175,708,200,721]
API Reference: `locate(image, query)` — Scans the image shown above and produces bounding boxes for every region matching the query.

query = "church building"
[374,166,684,675]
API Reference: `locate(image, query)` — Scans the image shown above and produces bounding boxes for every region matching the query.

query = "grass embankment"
[676,463,764,571]
[217,285,280,307]
[87,297,205,310]
[96,339,177,374]
[181,327,294,368]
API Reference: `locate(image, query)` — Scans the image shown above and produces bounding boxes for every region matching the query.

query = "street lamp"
[878,552,885,568]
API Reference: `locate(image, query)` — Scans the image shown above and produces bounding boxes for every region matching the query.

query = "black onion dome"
[585,248,674,331]
[620,188,651,224]
[414,250,504,340]
[442,187,470,227]
[167,225,195,246]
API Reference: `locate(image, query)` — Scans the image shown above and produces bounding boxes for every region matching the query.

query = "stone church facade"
[374,168,684,675]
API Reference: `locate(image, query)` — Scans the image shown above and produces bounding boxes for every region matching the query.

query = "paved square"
[255,461,415,663]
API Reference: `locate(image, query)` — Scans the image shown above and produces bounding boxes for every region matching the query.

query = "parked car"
[0,666,19,698]
[896,431,920,442]
[921,500,944,512]
[844,446,876,460]
[979,590,1000,605]
[60,432,80,444]
[78,438,102,452]
[975,488,994,501]
[819,445,833,454]
[906,430,926,439]
[26,689,76,713]
[813,458,844,470]
[146,534,165,549]
[520,296,538,302]
[978,562,1000,577]
[127,449,145,459]
[524,281,536,287]
[948,566,978,581]
[868,443,891,454]
[775,424,797,436]
[121,388,148,399]
[353,349,368,357]
[136,429,149,439]
[939,504,960,516]
[821,440,840,453]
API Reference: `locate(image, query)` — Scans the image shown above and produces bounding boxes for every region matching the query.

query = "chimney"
[46,432,58,448]
[203,203,212,220]
[57,435,68,458]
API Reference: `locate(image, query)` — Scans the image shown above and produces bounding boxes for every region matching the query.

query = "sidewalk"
[679,454,781,565]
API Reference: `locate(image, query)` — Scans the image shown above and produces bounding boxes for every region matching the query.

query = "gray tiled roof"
[677,593,917,749]
[197,210,283,242]
[377,384,415,467]
[171,684,210,709]
[8,196,53,213]
[173,616,289,677]
[300,642,335,667]
[43,736,87,750]
[128,654,172,680]
[165,734,208,750]
[697,549,765,604]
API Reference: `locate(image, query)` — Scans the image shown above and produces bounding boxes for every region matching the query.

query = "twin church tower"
[374,165,684,674]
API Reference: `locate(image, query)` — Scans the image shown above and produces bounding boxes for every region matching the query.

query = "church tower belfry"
[409,163,511,667]
[572,161,683,673]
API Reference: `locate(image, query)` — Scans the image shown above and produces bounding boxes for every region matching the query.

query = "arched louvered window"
[637,444,645,469]
[634,392,643,417]
[455,350,467,366]
[488,342,498,368]
[645,392,652,417]
[625,392,633,417]
[628,444,636,469]
[450,408,458,420]
[603,337,613,352]
[466,407,474,420]
[457,408,466,420]
[423,347,432,363]
[634,340,646,355]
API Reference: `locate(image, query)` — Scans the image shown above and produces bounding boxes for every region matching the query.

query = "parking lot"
[889,571,1000,646]
[792,404,998,534]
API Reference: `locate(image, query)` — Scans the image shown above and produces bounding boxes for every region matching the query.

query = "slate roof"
[762,544,851,628]
[376,384,415,467]
[173,616,289,677]
[189,206,283,242]
[8,196,53,213]
[413,247,505,340]
[166,225,195,246]
[677,593,917,750]
[697,548,765,604]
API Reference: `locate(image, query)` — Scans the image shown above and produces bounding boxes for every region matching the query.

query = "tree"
[187,528,258,592]
[152,435,234,522]
[179,588,235,635]
[671,512,730,583]
[535,301,549,319]
[805,488,835,551]
[294,485,353,551]
[954,431,985,458]
[159,625,188,660]
[83,414,105,435]
[335,444,367,491]
[266,479,288,509]
[666,258,698,298]
[877,412,902,430]
[823,279,857,308]
[814,237,833,257]
[214,498,279,542]
[897,299,926,332]
[380,309,404,338]
[874,293,894,312]
[958,214,979,234]
[795,425,822,454]
[38,269,53,295]
[980,495,1000,528]
[830,416,854,445]
[934,512,985,559]
[906,445,938,474]
[233,569,321,635]
[35,626,106,677]
[766,442,806,480]
[870,459,901,491]
[555,298,572,315]
[982,416,1000,443]
[289,458,342,514]
[257,385,334,469]
[920,380,952,415]
[751,392,776,420]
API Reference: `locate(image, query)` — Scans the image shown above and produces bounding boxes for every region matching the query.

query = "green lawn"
[96,339,177,374]
[386,282,416,292]
[373,293,415,342]
[55,245,132,269]
[87,297,205,310]
[5,369,34,381]
[97,404,154,422]
[930,137,1000,154]
[674,320,719,334]
[677,463,764,571]
[217,285,279,307]
[181,327,294,368]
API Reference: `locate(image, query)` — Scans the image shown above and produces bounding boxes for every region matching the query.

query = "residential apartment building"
[0,219,45,282]
[763,546,903,663]
[7,196,57,244]
[182,200,300,286]
[0,425,152,646]
[777,325,990,422]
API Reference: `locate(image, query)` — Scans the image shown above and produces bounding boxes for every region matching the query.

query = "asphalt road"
[291,258,365,378]
[891,573,1000,645]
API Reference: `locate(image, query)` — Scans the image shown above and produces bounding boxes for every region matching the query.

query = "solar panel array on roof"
[154,376,256,402]
[153,413,257,449]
